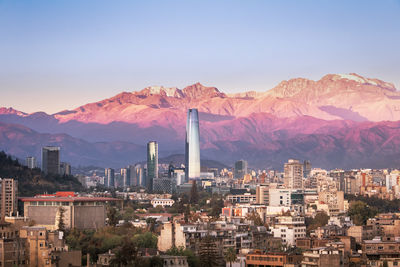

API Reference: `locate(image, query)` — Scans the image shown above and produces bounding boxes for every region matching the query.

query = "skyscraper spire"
[185,109,200,181]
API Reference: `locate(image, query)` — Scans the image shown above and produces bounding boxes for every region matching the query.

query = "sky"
[1,0,400,114]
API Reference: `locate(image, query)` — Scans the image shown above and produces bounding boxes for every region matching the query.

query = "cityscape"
[1,1,400,267]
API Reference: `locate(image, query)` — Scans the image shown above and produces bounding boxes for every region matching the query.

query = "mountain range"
[2,73,400,170]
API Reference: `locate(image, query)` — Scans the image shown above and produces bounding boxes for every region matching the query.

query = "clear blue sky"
[1,0,400,113]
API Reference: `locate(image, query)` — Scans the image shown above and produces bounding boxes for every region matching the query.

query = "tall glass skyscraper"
[147,141,158,192]
[185,109,200,181]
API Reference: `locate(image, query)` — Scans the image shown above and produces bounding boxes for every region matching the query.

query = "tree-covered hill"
[0,151,83,196]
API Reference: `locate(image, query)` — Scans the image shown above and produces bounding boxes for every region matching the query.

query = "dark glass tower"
[234,160,248,179]
[147,141,158,192]
[42,146,60,175]
[185,109,200,181]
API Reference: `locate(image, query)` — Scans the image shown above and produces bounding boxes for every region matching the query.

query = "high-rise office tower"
[185,109,200,181]
[303,160,311,178]
[284,159,303,189]
[0,178,18,219]
[133,164,144,187]
[147,141,158,192]
[26,156,36,169]
[60,162,71,175]
[234,160,248,179]
[42,146,60,175]
[121,168,130,188]
[105,168,115,187]
[128,165,136,187]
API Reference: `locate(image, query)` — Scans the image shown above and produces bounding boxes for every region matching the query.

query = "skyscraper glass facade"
[185,109,200,181]
[105,168,115,187]
[147,141,158,192]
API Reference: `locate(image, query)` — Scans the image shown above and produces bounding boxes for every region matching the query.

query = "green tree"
[224,247,237,267]
[132,232,157,248]
[306,211,329,233]
[209,197,224,218]
[57,206,66,232]
[190,180,199,204]
[246,211,264,226]
[107,207,120,227]
[184,204,191,223]
[313,211,329,226]
[148,256,163,267]
[146,217,157,233]
[199,236,225,267]
[348,200,378,226]
[121,207,135,221]
[110,238,139,267]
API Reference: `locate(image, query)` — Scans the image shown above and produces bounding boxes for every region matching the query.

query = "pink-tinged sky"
[1,0,400,114]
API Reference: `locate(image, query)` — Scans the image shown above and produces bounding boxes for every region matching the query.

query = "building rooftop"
[20,191,119,202]
[364,236,400,244]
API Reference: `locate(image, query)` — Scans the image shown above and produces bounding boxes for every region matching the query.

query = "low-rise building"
[227,193,256,204]
[21,191,119,230]
[362,236,400,266]
[245,250,302,267]
[151,198,175,208]
[160,255,189,267]
[19,226,81,267]
[301,247,342,267]
[270,216,306,246]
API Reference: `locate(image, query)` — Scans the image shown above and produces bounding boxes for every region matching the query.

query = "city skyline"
[2,1,400,266]
[1,0,400,113]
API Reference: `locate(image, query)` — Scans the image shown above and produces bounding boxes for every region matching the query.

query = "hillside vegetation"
[0,151,83,196]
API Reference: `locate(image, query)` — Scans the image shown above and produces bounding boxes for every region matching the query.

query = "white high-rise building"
[26,156,36,169]
[284,159,303,189]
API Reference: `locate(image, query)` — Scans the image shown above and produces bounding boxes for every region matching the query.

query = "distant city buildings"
[41,146,60,175]
[235,160,248,179]
[25,156,36,169]
[121,167,130,188]
[60,162,71,175]
[185,108,200,181]
[147,141,158,192]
